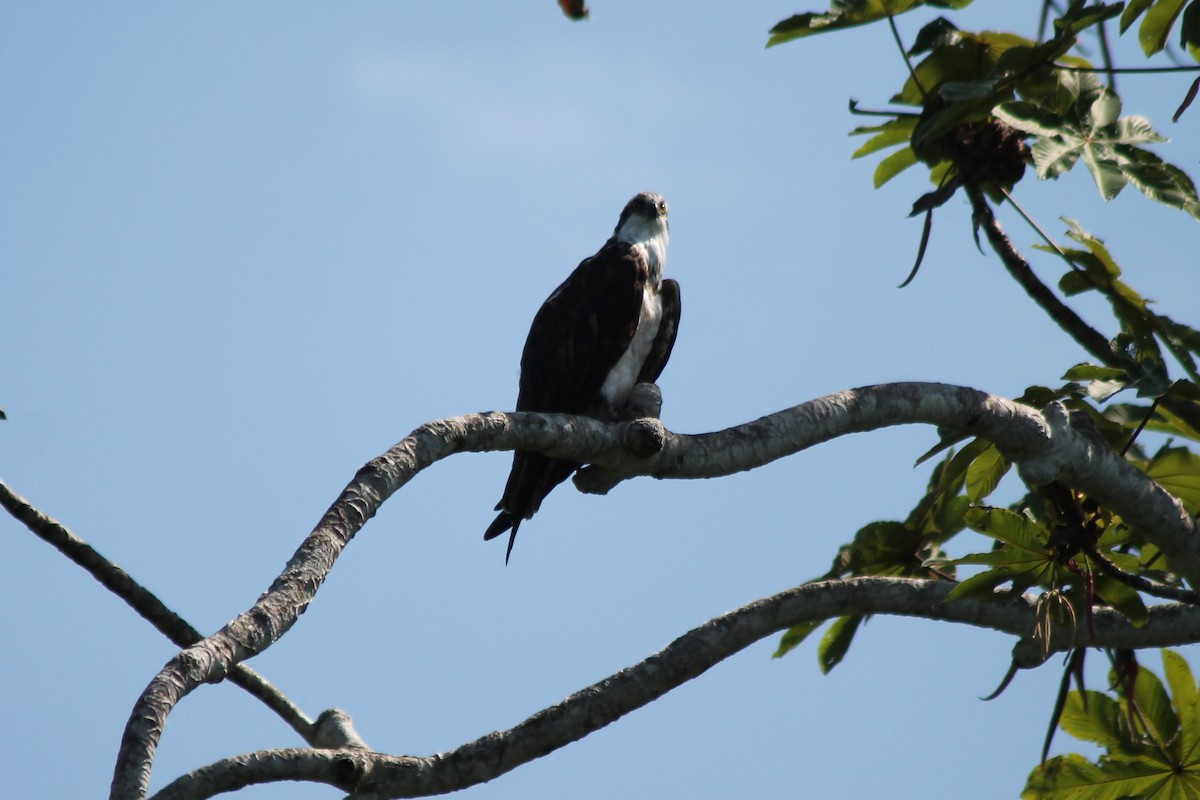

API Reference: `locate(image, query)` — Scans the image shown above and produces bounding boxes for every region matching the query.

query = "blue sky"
[3,3,1199,798]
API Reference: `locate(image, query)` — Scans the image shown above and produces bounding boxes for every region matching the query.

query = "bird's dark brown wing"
[484,240,648,560]
[515,240,647,415]
[637,278,680,384]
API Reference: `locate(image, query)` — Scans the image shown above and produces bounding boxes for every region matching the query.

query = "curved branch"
[110,381,1200,800]
[149,576,1200,799]
[0,481,316,742]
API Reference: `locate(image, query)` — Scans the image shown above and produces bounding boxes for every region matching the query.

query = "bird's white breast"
[600,245,664,407]
[598,215,669,408]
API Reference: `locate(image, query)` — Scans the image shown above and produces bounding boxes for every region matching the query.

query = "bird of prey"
[484,191,681,562]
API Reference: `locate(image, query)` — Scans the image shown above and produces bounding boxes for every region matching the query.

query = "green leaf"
[1153,398,1200,442]
[1162,650,1199,755]
[1090,572,1149,626]
[773,620,823,658]
[1122,0,1156,33]
[1083,143,1128,200]
[1024,752,1180,799]
[818,614,863,673]
[934,437,991,494]
[1055,0,1125,36]
[1062,363,1131,401]
[911,97,994,148]
[995,101,1071,138]
[1063,364,1129,382]
[944,567,1016,602]
[1117,149,1200,220]
[1145,446,1200,514]
[964,443,1010,502]
[894,32,1018,106]
[1058,690,1131,750]
[767,0,923,47]
[1031,135,1082,179]
[939,79,1000,100]
[1140,0,1190,56]
[909,15,959,55]
[950,548,1049,568]
[933,493,970,536]
[1087,88,1122,129]
[873,145,919,187]
[1063,218,1124,276]
[964,506,1048,553]
[1116,115,1168,145]
[1087,379,1128,402]
[851,117,917,158]
[1131,664,1181,752]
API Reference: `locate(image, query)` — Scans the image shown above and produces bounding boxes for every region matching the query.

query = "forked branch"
[149,578,1200,800]
[109,381,1200,800]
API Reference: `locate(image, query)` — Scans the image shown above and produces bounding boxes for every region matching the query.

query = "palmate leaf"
[1028,651,1200,798]
[767,0,977,46]
[1000,74,1200,215]
[1024,752,1189,799]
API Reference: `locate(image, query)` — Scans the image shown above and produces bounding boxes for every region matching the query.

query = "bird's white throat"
[615,216,669,285]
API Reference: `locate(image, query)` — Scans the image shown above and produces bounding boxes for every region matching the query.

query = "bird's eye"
[657,201,668,215]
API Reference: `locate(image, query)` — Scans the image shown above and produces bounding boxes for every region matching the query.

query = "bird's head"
[613,192,669,244]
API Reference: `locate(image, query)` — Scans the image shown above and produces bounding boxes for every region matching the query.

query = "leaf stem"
[966,184,1131,369]
[887,13,926,100]
[999,188,1085,274]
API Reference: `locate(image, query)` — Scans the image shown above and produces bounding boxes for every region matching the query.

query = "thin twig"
[967,184,1129,369]
[887,14,925,99]
[1000,188,1085,274]
[1089,547,1200,605]
[0,480,316,742]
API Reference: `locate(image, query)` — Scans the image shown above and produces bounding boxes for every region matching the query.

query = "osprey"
[484,192,681,562]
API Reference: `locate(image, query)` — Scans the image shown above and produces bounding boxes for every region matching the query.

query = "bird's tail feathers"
[483,509,522,565]
[484,508,516,540]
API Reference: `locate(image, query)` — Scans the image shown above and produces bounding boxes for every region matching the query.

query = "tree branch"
[110,382,1200,800]
[149,576,1200,799]
[0,480,317,743]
